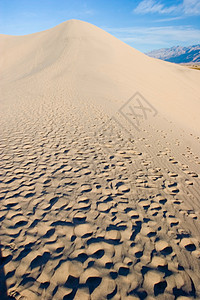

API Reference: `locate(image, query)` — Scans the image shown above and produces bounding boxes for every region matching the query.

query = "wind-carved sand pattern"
[1,95,200,300]
[1,20,200,300]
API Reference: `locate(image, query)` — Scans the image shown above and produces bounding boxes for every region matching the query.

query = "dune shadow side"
[0,243,13,300]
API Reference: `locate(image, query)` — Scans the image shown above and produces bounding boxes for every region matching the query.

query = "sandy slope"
[0,19,200,299]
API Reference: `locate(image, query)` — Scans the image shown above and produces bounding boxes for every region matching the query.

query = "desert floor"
[0,90,200,300]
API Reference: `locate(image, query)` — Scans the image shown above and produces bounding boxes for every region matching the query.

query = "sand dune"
[1,19,200,134]
[0,19,200,299]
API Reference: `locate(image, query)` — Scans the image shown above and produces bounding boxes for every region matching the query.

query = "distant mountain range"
[147,45,200,64]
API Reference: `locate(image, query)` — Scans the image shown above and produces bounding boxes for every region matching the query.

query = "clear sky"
[0,0,200,52]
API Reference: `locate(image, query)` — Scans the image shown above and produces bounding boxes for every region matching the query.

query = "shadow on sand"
[0,243,14,300]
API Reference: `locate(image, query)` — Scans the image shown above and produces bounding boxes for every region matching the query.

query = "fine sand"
[0,20,200,299]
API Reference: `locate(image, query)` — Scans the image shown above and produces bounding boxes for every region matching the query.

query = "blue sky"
[0,0,200,52]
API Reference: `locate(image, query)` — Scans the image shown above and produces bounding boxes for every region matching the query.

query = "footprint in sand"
[155,240,173,256]
[179,238,197,252]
